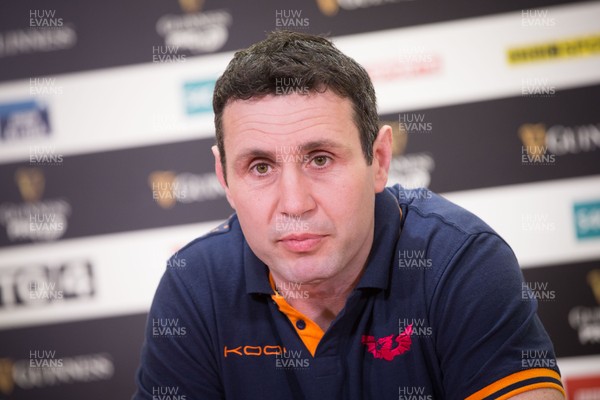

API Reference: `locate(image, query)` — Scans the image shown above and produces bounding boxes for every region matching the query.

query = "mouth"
[278,233,326,253]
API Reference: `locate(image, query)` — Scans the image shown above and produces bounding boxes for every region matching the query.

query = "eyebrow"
[234,139,347,166]
[301,139,346,153]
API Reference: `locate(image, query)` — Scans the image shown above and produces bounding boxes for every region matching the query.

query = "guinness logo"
[518,123,546,156]
[0,358,14,395]
[149,171,177,209]
[179,0,204,13]
[381,120,408,157]
[587,269,600,305]
[315,0,339,16]
[15,167,45,203]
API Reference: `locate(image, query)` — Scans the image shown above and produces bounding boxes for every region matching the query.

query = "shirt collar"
[355,188,402,290]
[244,188,402,295]
[244,240,272,295]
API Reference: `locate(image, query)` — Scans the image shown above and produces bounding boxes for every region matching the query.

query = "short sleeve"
[430,232,564,399]
[132,262,224,400]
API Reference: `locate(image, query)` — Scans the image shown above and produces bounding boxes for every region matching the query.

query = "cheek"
[320,181,372,225]
[233,191,272,232]
[346,179,374,221]
[329,170,373,205]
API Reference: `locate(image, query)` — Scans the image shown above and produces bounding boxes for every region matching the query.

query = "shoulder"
[162,214,246,297]
[387,184,517,284]
[175,214,242,260]
[386,184,496,238]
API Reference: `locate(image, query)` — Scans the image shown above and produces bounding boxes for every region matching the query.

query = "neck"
[271,230,373,331]
[291,272,364,331]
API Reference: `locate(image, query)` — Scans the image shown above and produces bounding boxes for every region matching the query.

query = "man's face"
[215,91,391,285]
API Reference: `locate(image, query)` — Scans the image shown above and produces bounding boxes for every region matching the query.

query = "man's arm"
[133,258,224,399]
[510,388,565,399]
[430,232,565,398]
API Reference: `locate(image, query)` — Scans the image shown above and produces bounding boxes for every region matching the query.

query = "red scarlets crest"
[361,324,413,361]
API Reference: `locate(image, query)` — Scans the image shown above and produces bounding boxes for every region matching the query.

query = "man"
[134,31,564,399]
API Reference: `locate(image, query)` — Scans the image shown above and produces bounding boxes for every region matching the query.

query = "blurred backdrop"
[0,0,599,398]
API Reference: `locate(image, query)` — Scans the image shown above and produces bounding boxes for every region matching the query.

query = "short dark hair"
[213,30,379,181]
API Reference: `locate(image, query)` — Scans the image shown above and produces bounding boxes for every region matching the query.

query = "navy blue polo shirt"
[134,185,564,399]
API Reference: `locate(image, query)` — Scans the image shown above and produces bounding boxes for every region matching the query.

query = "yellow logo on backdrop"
[15,167,45,203]
[315,0,408,15]
[508,34,600,65]
[0,358,14,395]
[518,123,547,157]
[380,120,408,157]
[587,269,600,305]
[315,0,339,16]
[149,171,178,209]
[179,0,204,13]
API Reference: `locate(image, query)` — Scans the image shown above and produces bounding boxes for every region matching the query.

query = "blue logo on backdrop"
[0,99,51,141]
[183,79,215,115]
[574,201,600,240]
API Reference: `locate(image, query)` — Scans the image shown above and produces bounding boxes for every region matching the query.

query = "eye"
[311,155,331,168]
[251,162,272,176]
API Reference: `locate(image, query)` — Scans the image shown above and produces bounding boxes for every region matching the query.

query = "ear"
[212,145,236,210]
[372,125,393,193]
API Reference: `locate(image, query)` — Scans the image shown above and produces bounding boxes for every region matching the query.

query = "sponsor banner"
[0,53,229,164]
[508,33,600,65]
[0,221,218,330]
[444,175,600,269]
[379,83,600,194]
[0,259,95,311]
[334,1,600,115]
[0,313,146,400]
[2,3,599,164]
[1,0,594,82]
[0,0,232,83]
[521,259,600,358]
[556,356,600,385]
[0,137,230,247]
[565,373,600,399]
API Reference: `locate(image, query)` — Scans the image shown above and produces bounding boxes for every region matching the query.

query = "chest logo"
[361,324,413,361]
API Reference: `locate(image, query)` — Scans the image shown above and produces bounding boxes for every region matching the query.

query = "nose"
[277,165,316,218]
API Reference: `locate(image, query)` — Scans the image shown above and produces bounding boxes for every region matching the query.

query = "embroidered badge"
[361,324,413,361]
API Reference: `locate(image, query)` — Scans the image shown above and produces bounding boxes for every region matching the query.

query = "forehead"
[221,91,357,146]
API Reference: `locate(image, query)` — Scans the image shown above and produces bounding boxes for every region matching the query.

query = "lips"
[278,233,325,253]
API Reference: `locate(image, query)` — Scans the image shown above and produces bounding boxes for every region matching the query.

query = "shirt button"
[296,319,306,330]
